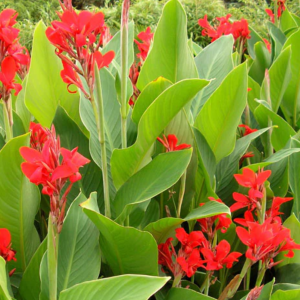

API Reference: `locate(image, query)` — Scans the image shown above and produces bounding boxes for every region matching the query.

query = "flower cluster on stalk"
[46,0,114,99]
[158,198,240,286]
[20,122,90,233]
[198,14,250,46]
[0,9,30,102]
[265,0,286,24]
[129,27,154,107]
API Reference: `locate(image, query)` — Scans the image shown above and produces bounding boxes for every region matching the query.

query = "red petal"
[0,228,11,247]
[1,56,17,82]
[20,147,42,162]
[256,170,271,185]
[52,165,73,181]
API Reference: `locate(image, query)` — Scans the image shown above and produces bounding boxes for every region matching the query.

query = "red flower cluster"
[158,226,241,283]
[134,27,154,62]
[0,228,16,262]
[129,27,154,107]
[239,124,258,137]
[197,197,232,239]
[237,218,300,268]
[46,1,114,98]
[231,168,271,213]
[265,0,286,24]
[198,14,250,44]
[0,9,30,102]
[20,123,90,232]
[157,134,191,152]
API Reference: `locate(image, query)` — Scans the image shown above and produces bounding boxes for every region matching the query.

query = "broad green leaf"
[276,214,300,268]
[273,284,300,293]
[165,287,216,300]
[59,275,170,300]
[114,149,192,223]
[271,289,300,300]
[281,10,298,33]
[276,264,300,285]
[0,134,40,272]
[25,22,84,133]
[192,35,234,117]
[194,63,247,162]
[261,47,292,113]
[254,102,296,151]
[111,79,208,189]
[81,193,159,276]
[79,67,121,199]
[289,139,300,218]
[18,239,47,300]
[132,77,172,124]
[137,0,198,90]
[144,201,230,243]
[0,257,11,300]
[39,193,101,299]
[281,30,300,126]
[216,128,270,200]
[249,41,272,85]
[52,106,104,210]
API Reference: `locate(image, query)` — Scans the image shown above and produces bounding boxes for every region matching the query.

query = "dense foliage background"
[1,0,299,51]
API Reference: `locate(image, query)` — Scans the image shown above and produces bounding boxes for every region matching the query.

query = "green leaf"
[59,275,170,300]
[79,67,121,198]
[0,257,11,300]
[192,35,234,117]
[216,128,270,200]
[248,76,261,112]
[281,30,300,126]
[261,47,292,113]
[137,0,198,90]
[132,77,172,125]
[144,201,230,243]
[273,284,300,293]
[249,41,272,85]
[111,79,208,189]
[254,102,296,151]
[52,106,104,210]
[194,63,247,162]
[257,278,275,300]
[271,289,300,300]
[81,193,159,276]
[18,238,47,300]
[247,25,264,59]
[114,149,192,223]
[25,21,85,133]
[0,134,40,272]
[266,22,286,60]
[39,193,101,299]
[281,10,298,33]
[165,288,216,300]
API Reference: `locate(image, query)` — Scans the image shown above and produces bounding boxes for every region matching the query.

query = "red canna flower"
[266,196,293,223]
[29,122,49,151]
[230,189,263,213]
[157,134,191,152]
[200,239,242,270]
[198,197,232,238]
[239,124,258,136]
[263,38,271,53]
[234,210,255,227]
[134,27,154,62]
[0,228,16,262]
[265,9,275,23]
[239,151,255,166]
[231,19,251,41]
[175,227,205,254]
[177,248,205,277]
[0,56,22,101]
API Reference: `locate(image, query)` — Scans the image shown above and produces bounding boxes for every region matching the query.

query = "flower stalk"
[177,171,187,218]
[91,66,111,218]
[120,0,130,149]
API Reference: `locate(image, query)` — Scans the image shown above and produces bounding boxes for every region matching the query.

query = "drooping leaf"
[194,63,247,162]
[0,257,11,300]
[111,79,208,189]
[59,275,170,300]
[165,287,216,300]
[81,193,159,276]
[0,134,40,272]
[192,35,234,117]
[113,149,192,223]
[137,0,198,90]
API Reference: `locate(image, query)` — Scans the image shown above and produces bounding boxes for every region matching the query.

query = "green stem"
[264,70,273,158]
[91,67,111,218]
[245,267,251,290]
[120,0,129,149]
[160,192,164,219]
[172,274,182,288]
[274,1,278,27]
[205,272,211,295]
[3,99,13,142]
[256,264,266,287]
[177,171,187,218]
[221,258,252,300]
[48,215,59,300]
[238,38,244,65]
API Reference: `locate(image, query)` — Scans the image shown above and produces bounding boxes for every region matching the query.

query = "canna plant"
[1,0,300,299]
